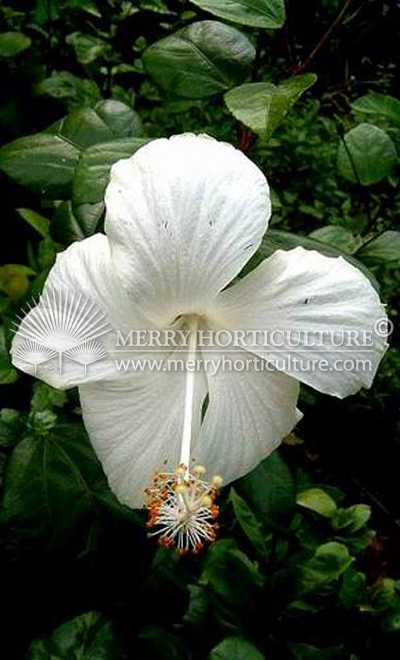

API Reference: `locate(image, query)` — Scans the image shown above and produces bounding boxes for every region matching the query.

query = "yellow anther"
[212,475,223,488]
[175,484,187,494]
[175,465,186,475]
[202,495,212,507]
[193,464,206,476]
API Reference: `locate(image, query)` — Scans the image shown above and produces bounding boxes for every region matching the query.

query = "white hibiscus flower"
[11,134,388,552]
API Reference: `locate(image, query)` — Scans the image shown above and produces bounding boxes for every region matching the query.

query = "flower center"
[145,466,221,554]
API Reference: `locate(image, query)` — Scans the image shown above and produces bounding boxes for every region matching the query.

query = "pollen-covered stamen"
[145,464,222,554]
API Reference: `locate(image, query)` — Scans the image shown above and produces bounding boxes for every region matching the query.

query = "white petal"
[193,351,301,484]
[105,134,270,326]
[11,234,148,389]
[208,247,388,398]
[79,356,207,508]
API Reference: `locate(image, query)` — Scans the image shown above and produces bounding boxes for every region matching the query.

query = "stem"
[179,318,199,476]
[237,125,255,153]
[295,0,355,75]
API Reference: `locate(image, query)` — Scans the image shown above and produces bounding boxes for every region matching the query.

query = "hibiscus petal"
[208,247,388,398]
[105,134,270,326]
[11,234,146,389]
[79,355,207,508]
[193,351,301,485]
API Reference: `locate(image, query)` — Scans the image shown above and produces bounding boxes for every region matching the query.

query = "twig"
[294,0,356,75]
[237,125,255,153]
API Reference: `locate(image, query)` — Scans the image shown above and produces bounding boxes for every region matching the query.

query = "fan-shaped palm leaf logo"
[12,287,111,375]
[65,339,108,374]
[13,340,57,374]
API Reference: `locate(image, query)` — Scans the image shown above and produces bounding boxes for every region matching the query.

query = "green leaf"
[309,225,362,254]
[338,569,367,608]
[37,237,57,269]
[0,326,18,384]
[49,100,141,150]
[371,577,397,612]
[17,208,50,237]
[28,611,121,659]
[352,92,400,126]
[31,0,62,23]
[143,21,255,99]
[356,231,400,267]
[35,71,101,109]
[337,123,397,186]
[94,99,141,138]
[72,203,105,238]
[341,528,374,555]
[332,505,371,533]
[65,0,102,18]
[30,382,68,413]
[184,584,210,627]
[139,626,189,660]
[297,488,337,518]
[0,32,31,58]
[27,269,51,300]
[209,637,265,660]
[229,488,268,556]
[0,101,141,202]
[73,138,149,204]
[72,137,150,227]
[201,539,263,604]
[297,542,352,595]
[51,201,87,243]
[236,452,295,522]
[1,422,128,540]
[289,643,344,660]
[0,409,26,449]
[224,74,316,141]
[48,109,115,150]
[190,0,285,29]
[0,133,80,198]
[66,32,111,65]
